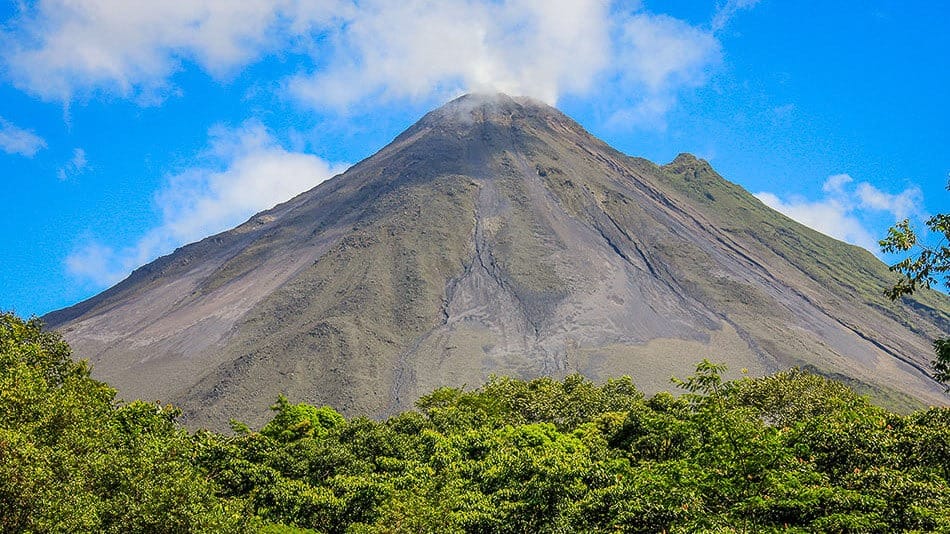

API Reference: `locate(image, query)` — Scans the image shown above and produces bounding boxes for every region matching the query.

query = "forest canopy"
[1,311,949,533]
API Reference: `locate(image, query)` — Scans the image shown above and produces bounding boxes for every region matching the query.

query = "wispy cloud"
[0,117,46,156]
[64,240,122,287]
[65,122,348,287]
[711,0,761,32]
[755,174,924,253]
[607,12,721,129]
[57,147,88,180]
[770,103,796,126]
[3,1,736,127]
[854,182,921,220]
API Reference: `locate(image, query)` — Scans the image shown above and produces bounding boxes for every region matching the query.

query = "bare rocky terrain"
[46,94,950,430]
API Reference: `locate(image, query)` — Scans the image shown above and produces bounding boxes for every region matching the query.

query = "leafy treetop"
[879,179,950,389]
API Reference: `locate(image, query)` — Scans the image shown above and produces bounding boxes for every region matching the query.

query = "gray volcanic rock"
[46,94,950,429]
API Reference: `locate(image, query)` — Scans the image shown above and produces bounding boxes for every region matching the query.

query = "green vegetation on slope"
[2,311,949,533]
[660,154,950,335]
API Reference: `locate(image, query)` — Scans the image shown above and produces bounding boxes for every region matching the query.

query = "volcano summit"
[46,94,950,429]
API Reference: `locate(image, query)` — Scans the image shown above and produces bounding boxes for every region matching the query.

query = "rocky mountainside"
[46,94,950,429]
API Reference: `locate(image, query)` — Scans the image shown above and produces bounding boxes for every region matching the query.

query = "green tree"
[260,395,345,443]
[879,179,950,389]
[0,312,249,532]
[6,314,949,532]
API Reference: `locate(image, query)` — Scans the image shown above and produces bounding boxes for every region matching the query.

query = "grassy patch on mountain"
[659,154,950,331]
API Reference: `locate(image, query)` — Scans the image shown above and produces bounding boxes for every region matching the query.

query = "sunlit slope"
[47,94,950,429]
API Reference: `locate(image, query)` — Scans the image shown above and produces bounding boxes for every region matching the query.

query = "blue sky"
[1,0,947,317]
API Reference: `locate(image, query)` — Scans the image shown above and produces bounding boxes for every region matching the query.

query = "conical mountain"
[46,94,950,429]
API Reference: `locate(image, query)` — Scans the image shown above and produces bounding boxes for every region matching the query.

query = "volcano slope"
[46,94,950,429]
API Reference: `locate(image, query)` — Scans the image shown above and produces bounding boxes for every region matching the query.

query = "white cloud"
[822,173,853,195]
[65,122,348,287]
[0,117,46,156]
[155,121,349,244]
[5,1,729,126]
[58,147,88,180]
[291,1,722,121]
[289,0,612,108]
[2,0,347,102]
[755,174,925,253]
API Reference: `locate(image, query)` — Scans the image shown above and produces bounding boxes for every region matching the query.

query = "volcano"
[46,94,950,429]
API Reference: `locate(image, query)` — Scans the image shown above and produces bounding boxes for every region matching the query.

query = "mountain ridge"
[47,93,950,429]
